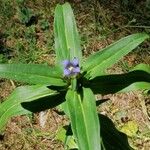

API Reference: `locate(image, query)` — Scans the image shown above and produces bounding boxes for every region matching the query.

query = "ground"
[0,0,150,149]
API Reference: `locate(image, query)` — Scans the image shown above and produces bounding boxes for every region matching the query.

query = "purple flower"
[62,58,80,77]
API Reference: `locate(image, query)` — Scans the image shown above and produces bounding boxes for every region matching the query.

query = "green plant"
[24,26,36,43]
[146,0,150,9]
[39,19,50,30]
[0,3,150,150]
[17,5,33,25]
[0,0,15,21]
[0,54,5,63]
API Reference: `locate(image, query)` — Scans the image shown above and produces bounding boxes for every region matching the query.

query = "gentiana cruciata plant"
[0,2,150,150]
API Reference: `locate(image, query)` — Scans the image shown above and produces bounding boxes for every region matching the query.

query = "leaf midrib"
[76,93,91,150]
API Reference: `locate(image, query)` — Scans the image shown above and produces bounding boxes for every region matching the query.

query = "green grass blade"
[0,85,58,133]
[120,82,150,92]
[83,33,149,79]
[85,70,150,94]
[131,63,150,73]
[0,64,66,86]
[66,88,101,150]
[54,3,82,64]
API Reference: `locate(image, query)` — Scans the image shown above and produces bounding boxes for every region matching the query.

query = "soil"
[0,0,150,149]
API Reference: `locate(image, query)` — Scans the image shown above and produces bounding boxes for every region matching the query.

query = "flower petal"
[64,69,71,76]
[73,67,80,73]
[72,58,79,66]
[62,60,70,68]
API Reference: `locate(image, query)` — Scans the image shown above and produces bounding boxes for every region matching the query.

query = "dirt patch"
[0,0,150,149]
[0,109,68,150]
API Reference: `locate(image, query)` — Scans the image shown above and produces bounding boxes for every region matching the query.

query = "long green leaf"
[121,82,150,92]
[84,70,150,94]
[54,3,82,64]
[83,33,149,79]
[66,88,101,150]
[0,64,66,86]
[0,85,58,132]
[131,63,150,73]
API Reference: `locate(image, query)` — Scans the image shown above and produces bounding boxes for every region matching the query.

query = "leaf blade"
[0,64,66,86]
[83,33,149,79]
[85,70,150,94]
[54,3,82,64]
[66,88,101,150]
[0,85,59,133]
[131,63,150,73]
